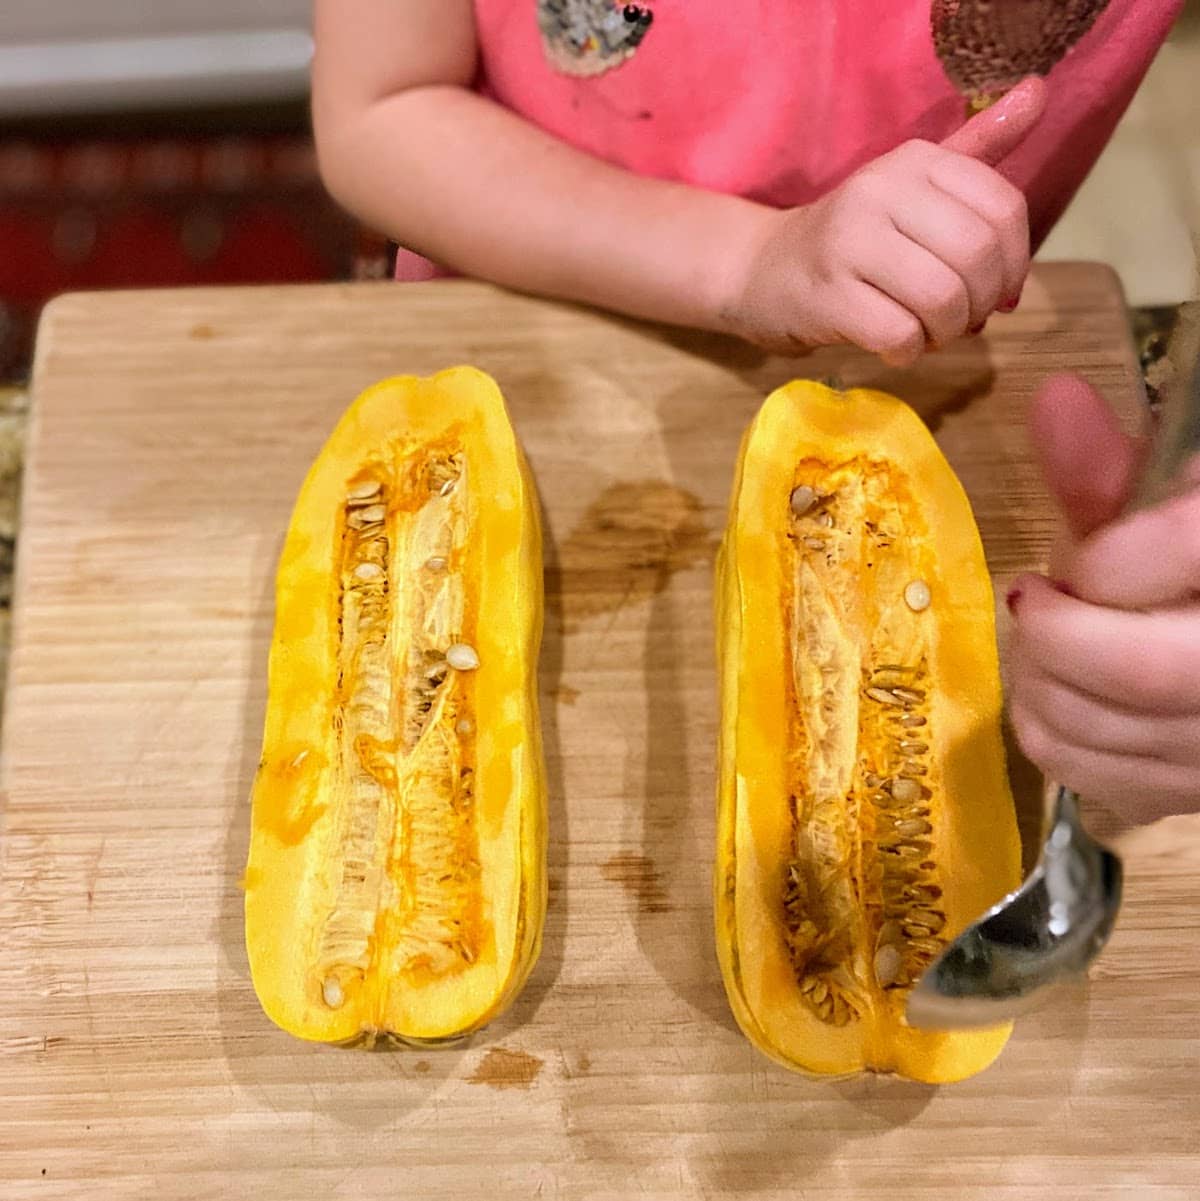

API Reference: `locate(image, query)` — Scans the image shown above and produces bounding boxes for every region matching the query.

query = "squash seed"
[816,512,834,528]
[803,537,826,551]
[456,716,474,736]
[896,818,932,838]
[357,504,387,525]
[866,687,904,707]
[909,908,945,931]
[899,714,927,727]
[789,485,817,517]
[891,686,926,703]
[889,778,922,804]
[425,556,448,571]
[908,937,944,955]
[898,740,928,753]
[353,562,384,581]
[904,580,932,612]
[446,643,481,671]
[347,481,382,501]
[322,976,345,1009]
[874,944,903,987]
[876,920,903,947]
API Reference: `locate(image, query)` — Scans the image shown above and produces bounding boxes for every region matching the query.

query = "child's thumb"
[1030,372,1147,543]
[941,76,1048,166]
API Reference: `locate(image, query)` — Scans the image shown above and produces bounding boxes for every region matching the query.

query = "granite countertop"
[0,382,26,707]
[0,304,1182,719]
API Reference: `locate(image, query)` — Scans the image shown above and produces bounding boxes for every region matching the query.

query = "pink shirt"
[395,0,1183,279]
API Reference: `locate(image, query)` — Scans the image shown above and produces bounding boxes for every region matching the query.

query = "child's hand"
[724,78,1047,363]
[1007,373,1200,825]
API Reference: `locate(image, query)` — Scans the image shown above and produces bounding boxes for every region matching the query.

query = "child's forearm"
[314,83,772,332]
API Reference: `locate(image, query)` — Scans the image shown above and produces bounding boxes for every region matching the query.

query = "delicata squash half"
[715,381,1021,1084]
[244,367,546,1046]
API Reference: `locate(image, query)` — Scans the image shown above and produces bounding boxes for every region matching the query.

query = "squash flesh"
[245,368,545,1045]
[716,381,1021,1083]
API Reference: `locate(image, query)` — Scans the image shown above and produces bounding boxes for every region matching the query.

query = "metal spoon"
[907,305,1200,1029]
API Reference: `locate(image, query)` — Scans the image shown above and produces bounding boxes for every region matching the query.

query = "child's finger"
[1009,659,1199,762]
[926,155,1029,307]
[856,232,969,347]
[888,187,1002,328]
[1030,373,1147,544]
[827,280,925,366]
[1008,699,1199,823]
[1008,573,1200,713]
[1066,486,1200,609]
[940,76,1048,166]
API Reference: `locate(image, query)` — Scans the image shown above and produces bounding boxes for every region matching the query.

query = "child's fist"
[1007,374,1200,824]
[725,77,1046,363]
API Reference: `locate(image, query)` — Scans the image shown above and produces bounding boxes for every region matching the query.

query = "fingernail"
[1005,586,1022,614]
[998,290,1022,313]
[1051,579,1076,598]
[968,320,987,336]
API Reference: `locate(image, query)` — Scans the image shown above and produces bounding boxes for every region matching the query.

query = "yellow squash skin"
[715,381,1021,1084]
[244,367,546,1046]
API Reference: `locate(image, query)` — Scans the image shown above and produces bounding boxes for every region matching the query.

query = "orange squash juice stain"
[557,481,712,630]
[600,852,672,914]
[468,1047,544,1090]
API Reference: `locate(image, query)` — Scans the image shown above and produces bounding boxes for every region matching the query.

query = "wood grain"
[1,265,1197,1200]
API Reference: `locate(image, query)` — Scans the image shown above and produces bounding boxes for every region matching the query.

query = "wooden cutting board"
[2,264,1198,1200]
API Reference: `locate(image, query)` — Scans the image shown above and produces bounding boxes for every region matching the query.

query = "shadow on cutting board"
[649,321,998,432]
[211,525,572,1126]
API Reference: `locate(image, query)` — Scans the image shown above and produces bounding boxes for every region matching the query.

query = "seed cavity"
[782,462,945,1026]
[315,456,485,1002]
